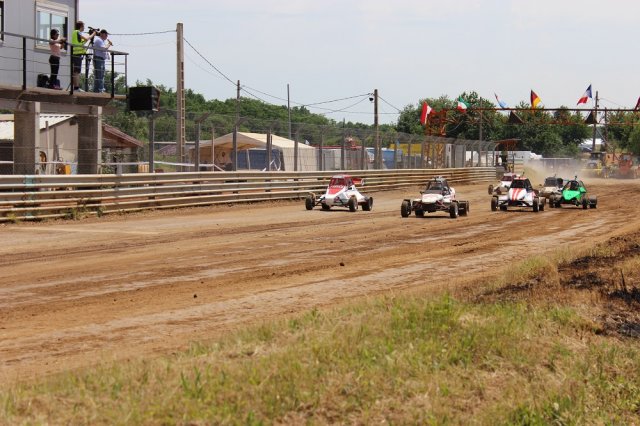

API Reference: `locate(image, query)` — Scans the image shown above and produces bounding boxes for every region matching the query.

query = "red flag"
[635,97,640,111]
[420,102,432,125]
[530,90,541,108]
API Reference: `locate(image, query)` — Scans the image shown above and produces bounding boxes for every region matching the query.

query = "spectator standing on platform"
[48,28,65,89]
[92,29,112,93]
[71,21,96,91]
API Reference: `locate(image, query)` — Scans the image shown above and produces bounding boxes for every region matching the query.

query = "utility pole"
[374,89,379,169]
[176,22,185,171]
[232,80,240,171]
[592,91,599,152]
[290,84,298,171]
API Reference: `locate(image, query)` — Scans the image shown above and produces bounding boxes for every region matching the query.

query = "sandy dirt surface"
[1,178,638,382]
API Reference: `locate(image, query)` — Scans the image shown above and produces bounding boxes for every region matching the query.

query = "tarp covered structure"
[195,132,316,171]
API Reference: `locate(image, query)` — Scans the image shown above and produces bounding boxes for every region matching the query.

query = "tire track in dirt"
[0,179,638,381]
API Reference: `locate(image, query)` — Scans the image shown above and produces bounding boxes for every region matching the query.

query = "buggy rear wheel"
[362,197,373,211]
[449,202,459,219]
[400,200,411,217]
[491,197,498,212]
[459,201,469,216]
[305,195,315,210]
[348,196,357,212]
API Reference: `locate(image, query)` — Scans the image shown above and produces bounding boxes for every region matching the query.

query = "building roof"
[198,132,315,150]
[103,123,144,148]
[0,114,74,140]
[0,115,142,149]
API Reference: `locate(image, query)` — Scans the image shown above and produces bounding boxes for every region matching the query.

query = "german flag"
[530,90,541,109]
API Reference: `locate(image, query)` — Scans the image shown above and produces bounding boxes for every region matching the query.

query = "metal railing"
[0,31,128,96]
[0,168,496,221]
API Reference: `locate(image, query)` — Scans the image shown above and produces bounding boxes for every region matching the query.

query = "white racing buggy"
[400,176,469,219]
[488,172,519,195]
[491,176,546,212]
[305,174,373,212]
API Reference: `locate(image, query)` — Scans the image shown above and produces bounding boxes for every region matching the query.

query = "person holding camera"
[92,29,112,93]
[48,28,65,89]
[71,21,96,92]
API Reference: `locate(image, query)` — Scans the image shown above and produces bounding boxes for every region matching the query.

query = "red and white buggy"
[305,175,373,212]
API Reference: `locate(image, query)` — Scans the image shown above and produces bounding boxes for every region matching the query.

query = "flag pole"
[592,91,599,152]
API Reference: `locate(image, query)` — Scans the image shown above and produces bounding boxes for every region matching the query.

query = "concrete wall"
[1,0,75,88]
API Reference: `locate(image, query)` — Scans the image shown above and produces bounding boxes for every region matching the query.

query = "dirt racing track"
[1,179,639,382]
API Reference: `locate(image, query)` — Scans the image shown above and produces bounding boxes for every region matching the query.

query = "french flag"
[577,84,592,105]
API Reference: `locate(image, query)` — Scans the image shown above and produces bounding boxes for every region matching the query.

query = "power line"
[377,95,402,112]
[183,37,236,87]
[109,30,176,36]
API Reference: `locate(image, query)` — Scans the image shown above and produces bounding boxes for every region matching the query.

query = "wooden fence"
[0,168,496,222]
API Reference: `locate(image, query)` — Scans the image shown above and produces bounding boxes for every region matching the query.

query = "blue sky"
[81,0,640,124]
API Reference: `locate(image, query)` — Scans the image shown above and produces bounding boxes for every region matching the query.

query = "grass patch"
[2,294,639,424]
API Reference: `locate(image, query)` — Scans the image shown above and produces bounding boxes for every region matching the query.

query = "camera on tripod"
[88,26,100,34]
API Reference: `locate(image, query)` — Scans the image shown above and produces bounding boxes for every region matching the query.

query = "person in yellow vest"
[71,21,96,91]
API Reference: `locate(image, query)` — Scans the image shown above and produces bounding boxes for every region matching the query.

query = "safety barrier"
[0,168,495,221]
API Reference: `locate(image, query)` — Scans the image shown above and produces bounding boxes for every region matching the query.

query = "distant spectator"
[48,28,65,89]
[71,21,96,91]
[92,29,112,93]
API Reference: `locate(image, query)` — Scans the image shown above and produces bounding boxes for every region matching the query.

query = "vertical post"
[110,54,115,98]
[287,83,292,140]
[407,140,412,168]
[319,130,324,171]
[420,138,425,169]
[360,132,365,170]
[266,129,272,171]
[148,112,155,173]
[374,89,379,169]
[77,106,103,174]
[294,127,299,172]
[604,108,608,149]
[176,22,185,171]
[194,121,200,172]
[341,120,346,170]
[22,37,27,90]
[592,91,599,152]
[478,109,483,141]
[211,126,215,171]
[13,102,40,175]
[393,139,398,169]
[232,79,240,171]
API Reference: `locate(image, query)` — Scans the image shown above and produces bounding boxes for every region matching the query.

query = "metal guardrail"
[0,168,496,221]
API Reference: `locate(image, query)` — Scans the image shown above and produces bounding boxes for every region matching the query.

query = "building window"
[35,4,68,48]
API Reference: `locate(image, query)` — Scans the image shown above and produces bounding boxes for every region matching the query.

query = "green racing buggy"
[551,178,597,209]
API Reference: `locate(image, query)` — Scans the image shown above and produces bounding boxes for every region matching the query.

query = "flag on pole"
[635,96,640,111]
[530,90,541,108]
[576,84,592,105]
[419,101,432,125]
[494,93,508,109]
[456,97,469,112]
